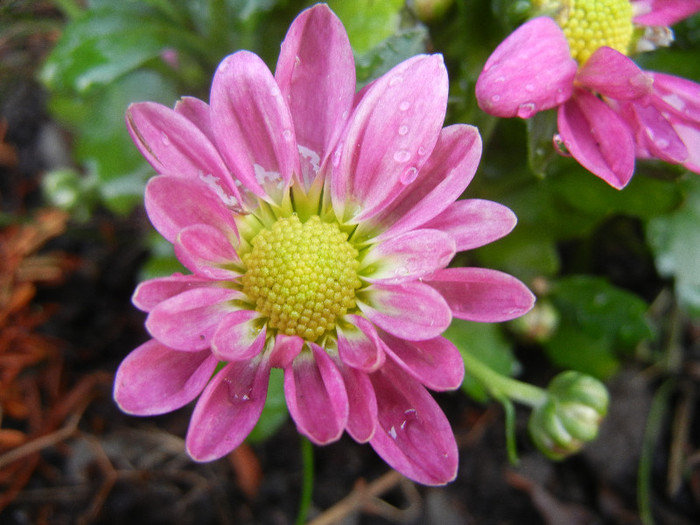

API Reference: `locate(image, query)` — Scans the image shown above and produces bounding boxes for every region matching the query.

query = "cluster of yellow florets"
[557,0,634,63]
[241,215,361,341]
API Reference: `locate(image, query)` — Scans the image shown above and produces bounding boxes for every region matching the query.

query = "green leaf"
[445,319,520,402]
[247,368,288,443]
[543,276,654,378]
[355,27,429,87]
[328,0,405,55]
[647,176,700,316]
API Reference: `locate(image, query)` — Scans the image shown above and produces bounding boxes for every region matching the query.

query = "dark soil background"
[2,5,700,525]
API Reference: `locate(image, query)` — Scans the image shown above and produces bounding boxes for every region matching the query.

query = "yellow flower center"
[240,215,361,341]
[556,0,634,64]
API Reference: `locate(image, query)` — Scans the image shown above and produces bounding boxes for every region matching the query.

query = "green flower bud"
[407,0,454,23]
[529,371,609,460]
[508,300,559,343]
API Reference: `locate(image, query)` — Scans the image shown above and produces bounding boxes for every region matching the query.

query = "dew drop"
[656,137,670,149]
[516,102,537,119]
[399,101,411,111]
[555,88,568,104]
[341,110,349,120]
[400,166,418,185]
[224,377,253,405]
[417,146,427,156]
[161,132,170,146]
[332,149,342,167]
[553,134,572,156]
[491,94,501,103]
[282,129,293,141]
[393,150,411,163]
[495,76,506,83]
[398,125,409,136]
[525,83,535,92]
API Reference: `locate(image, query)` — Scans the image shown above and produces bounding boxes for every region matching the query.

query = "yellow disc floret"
[557,0,634,64]
[240,215,361,341]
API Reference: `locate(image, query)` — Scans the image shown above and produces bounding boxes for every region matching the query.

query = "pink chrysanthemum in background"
[114,4,535,485]
[476,0,700,189]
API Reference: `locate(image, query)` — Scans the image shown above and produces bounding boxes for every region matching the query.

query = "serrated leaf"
[444,319,520,402]
[647,177,700,316]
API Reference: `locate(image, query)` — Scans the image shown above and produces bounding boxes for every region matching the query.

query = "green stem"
[295,437,314,525]
[461,349,548,408]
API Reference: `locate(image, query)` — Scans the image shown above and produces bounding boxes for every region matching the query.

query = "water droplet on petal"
[525,83,535,92]
[161,132,170,146]
[418,146,427,156]
[341,110,349,120]
[491,94,501,103]
[224,377,253,405]
[516,102,537,119]
[282,129,293,141]
[553,134,571,156]
[398,125,409,136]
[399,101,411,111]
[495,76,506,83]
[332,149,342,167]
[393,150,411,163]
[555,88,568,104]
[400,166,418,185]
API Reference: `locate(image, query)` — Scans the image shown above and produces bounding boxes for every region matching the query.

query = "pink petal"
[633,0,700,26]
[375,124,482,239]
[212,310,267,361]
[369,361,458,485]
[269,334,304,368]
[650,72,700,122]
[126,102,239,199]
[146,286,242,351]
[425,267,535,322]
[631,102,688,163]
[145,175,238,243]
[577,47,652,100]
[379,333,464,391]
[114,339,218,416]
[174,224,241,279]
[132,274,212,312]
[420,199,517,252]
[174,96,216,143]
[284,345,349,444]
[557,89,635,189]
[332,357,377,443]
[336,314,385,372]
[186,355,270,461]
[332,54,448,222]
[674,122,700,172]
[210,51,300,201]
[363,229,455,284]
[358,282,451,341]
[275,4,355,188]
[476,17,577,118]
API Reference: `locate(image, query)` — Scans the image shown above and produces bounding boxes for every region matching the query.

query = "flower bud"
[408,0,454,23]
[508,300,559,343]
[529,371,609,460]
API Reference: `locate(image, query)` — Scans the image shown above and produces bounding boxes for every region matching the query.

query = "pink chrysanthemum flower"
[476,0,700,189]
[114,4,535,485]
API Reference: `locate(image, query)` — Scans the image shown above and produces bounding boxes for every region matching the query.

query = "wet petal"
[337,314,385,372]
[650,72,700,122]
[146,286,242,351]
[175,224,241,280]
[369,361,458,485]
[114,339,218,416]
[632,102,688,163]
[284,345,349,444]
[633,0,700,26]
[379,333,464,391]
[186,355,270,461]
[420,199,517,252]
[362,229,455,284]
[212,310,267,361]
[557,90,635,189]
[210,51,300,201]
[358,282,451,341]
[577,47,652,100]
[375,124,482,239]
[145,175,238,243]
[275,3,355,188]
[476,17,577,118]
[332,54,448,222]
[425,267,535,322]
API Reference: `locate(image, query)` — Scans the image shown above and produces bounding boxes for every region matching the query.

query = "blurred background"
[1,0,699,523]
